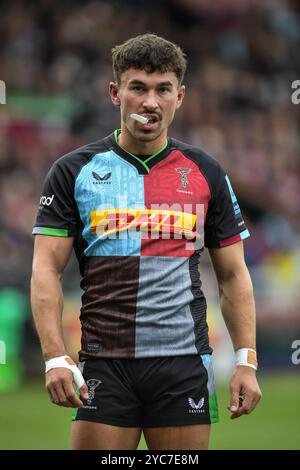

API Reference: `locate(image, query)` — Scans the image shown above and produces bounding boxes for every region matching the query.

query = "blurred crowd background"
[0,0,300,392]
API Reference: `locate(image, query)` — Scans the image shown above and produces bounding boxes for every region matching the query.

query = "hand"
[46,367,89,408]
[228,366,262,419]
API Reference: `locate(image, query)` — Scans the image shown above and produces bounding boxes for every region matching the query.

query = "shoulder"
[45,136,112,186]
[53,138,109,172]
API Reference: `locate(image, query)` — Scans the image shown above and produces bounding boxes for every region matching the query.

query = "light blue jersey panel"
[75,151,144,256]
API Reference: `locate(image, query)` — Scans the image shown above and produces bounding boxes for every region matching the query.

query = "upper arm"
[31,157,79,276]
[208,241,248,284]
[32,235,74,277]
[32,159,79,239]
[204,166,249,249]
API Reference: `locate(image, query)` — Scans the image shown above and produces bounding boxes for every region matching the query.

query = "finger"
[240,394,252,412]
[227,395,244,419]
[248,393,261,414]
[231,412,242,419]
[79,383,89,401]
[46,385,60,405]
[46,369,73,405]
[239,389,262,416]
[62,381,84,408]
[253,390,262,408]
[47,384,68,406]
[231,407,249,419]
[230,395,254,419]
[53,382,74,407]
[229,389,240,413]
[230,404,245,419]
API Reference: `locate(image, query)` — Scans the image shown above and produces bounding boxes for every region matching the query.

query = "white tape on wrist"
[235,348,258,370]
[45,355,85,389]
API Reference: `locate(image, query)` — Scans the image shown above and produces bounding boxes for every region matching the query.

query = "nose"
[142,90,159,111]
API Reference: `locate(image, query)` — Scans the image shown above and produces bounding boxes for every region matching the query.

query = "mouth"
[145,115,159,124]
[139,114,160,129]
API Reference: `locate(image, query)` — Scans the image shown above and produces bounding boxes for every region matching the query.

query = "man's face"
[109,68,185,143]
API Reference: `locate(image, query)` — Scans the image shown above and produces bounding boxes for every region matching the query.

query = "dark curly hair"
[112,33,187,85]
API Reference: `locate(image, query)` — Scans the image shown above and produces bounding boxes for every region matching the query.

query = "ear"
[109,82,121,107]
[176,85,185,110]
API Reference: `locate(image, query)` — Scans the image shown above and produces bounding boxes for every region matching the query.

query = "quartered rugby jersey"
[33,130,249,361]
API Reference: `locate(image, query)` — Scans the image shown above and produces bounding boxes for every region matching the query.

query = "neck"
[118,126,167,155]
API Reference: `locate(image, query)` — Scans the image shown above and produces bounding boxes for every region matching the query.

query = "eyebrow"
[128,79,174,88]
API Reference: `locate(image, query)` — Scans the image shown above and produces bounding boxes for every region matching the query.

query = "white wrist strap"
[235,348,258,370]
[45,355,85,389]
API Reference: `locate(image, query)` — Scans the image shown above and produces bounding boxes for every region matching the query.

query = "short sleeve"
[32,161,78,237]
[204,166,249,248]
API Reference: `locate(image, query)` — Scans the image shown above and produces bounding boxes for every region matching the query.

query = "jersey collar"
[104,129,171,174]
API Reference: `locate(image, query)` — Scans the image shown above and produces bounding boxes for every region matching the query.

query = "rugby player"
[31,34,262,450]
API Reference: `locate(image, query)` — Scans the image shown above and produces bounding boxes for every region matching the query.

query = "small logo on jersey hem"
[188,397,205,413]
[87,341,101,353]
[175,168,192,194]
[92,171,111,184]
[82,405,98,410]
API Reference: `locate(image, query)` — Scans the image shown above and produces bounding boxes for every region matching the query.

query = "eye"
[131,86,144,92]
[159,87,171,94]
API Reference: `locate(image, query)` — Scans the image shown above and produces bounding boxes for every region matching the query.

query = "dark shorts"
[73,354,219,427]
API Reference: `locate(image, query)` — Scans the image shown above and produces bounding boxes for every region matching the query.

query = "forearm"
[31,269,66,360]
[218,267,256,351]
